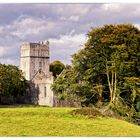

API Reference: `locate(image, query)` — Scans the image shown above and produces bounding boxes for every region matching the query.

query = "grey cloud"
[1,4,140,65]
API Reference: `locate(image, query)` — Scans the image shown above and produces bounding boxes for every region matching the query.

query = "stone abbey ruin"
[20,41,80,107]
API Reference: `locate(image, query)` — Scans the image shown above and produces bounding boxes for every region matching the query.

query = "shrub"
[136,101,140,112]
[70,107,104,118]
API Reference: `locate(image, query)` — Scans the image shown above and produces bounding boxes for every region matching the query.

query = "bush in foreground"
[71,107,104,118]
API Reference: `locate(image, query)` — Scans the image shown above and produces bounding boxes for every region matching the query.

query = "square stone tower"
[20,41,54,106]
[20,41,50,80]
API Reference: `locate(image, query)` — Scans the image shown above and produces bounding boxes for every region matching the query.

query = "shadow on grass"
[0,104,50,108]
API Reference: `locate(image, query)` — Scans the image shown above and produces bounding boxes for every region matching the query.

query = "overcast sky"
[1,3,140,66]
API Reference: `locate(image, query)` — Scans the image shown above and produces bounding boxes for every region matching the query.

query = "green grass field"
[0,106,140,136]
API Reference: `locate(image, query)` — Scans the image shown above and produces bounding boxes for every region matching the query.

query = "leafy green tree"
[81,24,140,105]
[50,60,65,78]
[123,77,140,115]
[52,66,99,106]
[52,24,140,108]
[0,64,28,98]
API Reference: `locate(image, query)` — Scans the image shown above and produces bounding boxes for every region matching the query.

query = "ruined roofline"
[30,41,49,46]
[21,41,49,47]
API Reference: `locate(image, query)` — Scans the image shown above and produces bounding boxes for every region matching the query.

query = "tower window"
[44,86,47,97]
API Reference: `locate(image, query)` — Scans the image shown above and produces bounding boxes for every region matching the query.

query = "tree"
[50,60,65,78]
[52,24,140,108]
[123,77,140,115]
[80,24,140,106]
[52,66,99,106]
[0,64,28,98]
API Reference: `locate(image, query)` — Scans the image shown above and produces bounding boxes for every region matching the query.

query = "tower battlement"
[20,41,50,80]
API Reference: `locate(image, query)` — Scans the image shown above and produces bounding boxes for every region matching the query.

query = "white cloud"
[0,27,4,34]
[0,17,55,40]
[0,45,20,66]
[49,33,87,64]
[102,4,121,11]
[54,4,90,16]
[134,24,140,29]
[0,46,16,57]
[60,15,79,22]
[49,33,86,46]
[0,47,7,57]
[0,58,18,65]
[60,16,67,21]
[10,17,55,40]
[69,16,79,22]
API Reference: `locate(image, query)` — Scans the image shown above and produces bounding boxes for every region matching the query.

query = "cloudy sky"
[0,3,140,66]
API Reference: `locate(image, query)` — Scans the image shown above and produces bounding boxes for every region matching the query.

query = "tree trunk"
[106,61,117,104]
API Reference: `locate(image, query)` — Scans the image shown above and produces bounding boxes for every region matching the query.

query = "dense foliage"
[50,60,65,78]
[52,24,140,117]
[0,64,28,98]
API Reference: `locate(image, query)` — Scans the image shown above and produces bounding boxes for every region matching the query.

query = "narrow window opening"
[39,61,42,68]
[44,86,47,97]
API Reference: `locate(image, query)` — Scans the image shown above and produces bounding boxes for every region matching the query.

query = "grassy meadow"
[0,106,140,136]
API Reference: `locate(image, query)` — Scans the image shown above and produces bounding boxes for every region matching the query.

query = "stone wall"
[0,96,16,104]
[53,96,81,107]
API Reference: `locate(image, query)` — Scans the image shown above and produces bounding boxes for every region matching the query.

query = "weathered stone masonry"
[20,41,54,106]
